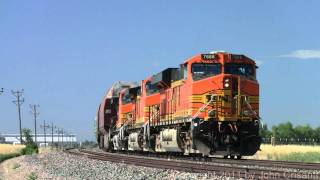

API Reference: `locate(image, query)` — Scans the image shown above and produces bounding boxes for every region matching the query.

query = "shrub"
[21,144,38,155]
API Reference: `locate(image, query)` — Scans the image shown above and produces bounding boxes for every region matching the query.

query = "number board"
[201,54,217,60]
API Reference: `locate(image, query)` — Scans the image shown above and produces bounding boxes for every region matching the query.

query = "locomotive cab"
[188,53,261,157]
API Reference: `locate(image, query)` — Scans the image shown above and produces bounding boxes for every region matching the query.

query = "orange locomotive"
[97,52,261,158]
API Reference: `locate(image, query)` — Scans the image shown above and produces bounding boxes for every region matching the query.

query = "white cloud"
[280,50,320,59]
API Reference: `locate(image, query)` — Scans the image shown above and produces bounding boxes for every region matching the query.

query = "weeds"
[27,172,38,180]
[12,162,21,169]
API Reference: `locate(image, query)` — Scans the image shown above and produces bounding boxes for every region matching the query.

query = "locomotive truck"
[97,52,261,159]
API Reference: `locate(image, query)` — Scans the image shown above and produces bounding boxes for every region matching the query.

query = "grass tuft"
[27,172,38,180]
[12,162,21,169]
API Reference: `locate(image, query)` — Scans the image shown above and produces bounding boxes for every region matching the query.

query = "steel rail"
[79,149,320,171]
[65,149,320,180]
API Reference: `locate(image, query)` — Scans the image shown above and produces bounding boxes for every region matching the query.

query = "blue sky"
[1,1,320,141]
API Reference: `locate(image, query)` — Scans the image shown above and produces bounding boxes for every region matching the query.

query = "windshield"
[146,81,159,95]
[192,63,222,81]
[121,90,132,104]
[224,63,255,78]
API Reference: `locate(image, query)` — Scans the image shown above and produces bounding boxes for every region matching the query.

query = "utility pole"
[11,89,24,144]
[56,128,60,147]
[29,104,40,145]
[40,120,49,147]
[51,123,55,146]
[0,88,4,95]
[46,122,55,147]
[61,129,64,147]
[56,128,64,148]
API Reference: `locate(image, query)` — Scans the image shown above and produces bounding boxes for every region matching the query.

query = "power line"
[29,104,40,145]
[46,122,56,147]
[56,128,65,148]
[11,89,24,144]
[56,128,62,148]
[61,129,64,146]
[40,120,50,147]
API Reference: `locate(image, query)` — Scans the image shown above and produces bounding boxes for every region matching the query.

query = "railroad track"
[65,149,320,180]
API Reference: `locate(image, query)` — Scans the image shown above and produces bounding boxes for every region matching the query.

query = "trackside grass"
[0,144,25,163]
[0,153,21,163]
[273,152,320,163]
[251,144,320,163]
[0,144,25,154]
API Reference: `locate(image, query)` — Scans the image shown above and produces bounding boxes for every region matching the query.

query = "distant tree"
[272,122,295,139]
[22,128,34,145]
[260,124,272,139]
[294,125,313,140]
[0,134,5,143]
[313,127,320,140]
[81,140,98,148]
[21,128,38,154]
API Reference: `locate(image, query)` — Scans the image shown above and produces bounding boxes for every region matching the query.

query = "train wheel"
[103,134,109,151]
[223,155,228,159]
[229,155,235,159]
[99,135,104,149]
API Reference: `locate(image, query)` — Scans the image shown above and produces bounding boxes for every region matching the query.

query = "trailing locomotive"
[97,52,261,159]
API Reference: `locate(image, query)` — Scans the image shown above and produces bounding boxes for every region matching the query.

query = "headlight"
[223,78,230,88]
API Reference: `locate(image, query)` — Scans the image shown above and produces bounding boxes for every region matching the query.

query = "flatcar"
[97,52,261,159]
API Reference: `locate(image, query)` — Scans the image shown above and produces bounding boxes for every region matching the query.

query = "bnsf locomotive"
[97,52,261,159]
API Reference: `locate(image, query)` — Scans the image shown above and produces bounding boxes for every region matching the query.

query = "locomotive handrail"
[243,96,260,120]
[191,94,216,121]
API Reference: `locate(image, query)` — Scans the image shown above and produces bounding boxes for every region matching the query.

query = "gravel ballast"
[0,151,233,180]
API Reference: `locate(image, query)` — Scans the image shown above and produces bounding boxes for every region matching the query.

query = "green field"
[251,144,320,163]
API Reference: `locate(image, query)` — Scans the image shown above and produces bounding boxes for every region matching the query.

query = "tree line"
[260,122,320,142]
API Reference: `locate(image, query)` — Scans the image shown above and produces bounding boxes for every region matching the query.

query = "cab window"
[146,81,159,95]
[191,63,222,81]
[182,64,188,79]
[121,90,132,104]
[224,63,255,79]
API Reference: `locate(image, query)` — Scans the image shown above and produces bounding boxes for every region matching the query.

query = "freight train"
[97,52,261,159]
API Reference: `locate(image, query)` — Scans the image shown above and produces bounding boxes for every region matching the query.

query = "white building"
[0,133,77,145]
